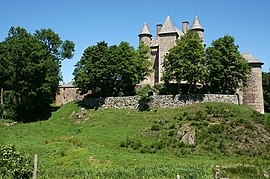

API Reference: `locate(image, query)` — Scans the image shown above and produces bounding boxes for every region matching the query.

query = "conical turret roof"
[191,16,204,32]
[242,53,264,65]
[139,22,152,36]
[159,16,177,34]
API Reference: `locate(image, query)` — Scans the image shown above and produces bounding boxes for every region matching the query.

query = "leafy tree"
[0,27,75,121]
[206,35,250,94]
[263,72,270,112]
[163,31,207,93]
[73,41,151,97]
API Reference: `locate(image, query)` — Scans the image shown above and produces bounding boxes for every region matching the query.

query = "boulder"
[176,125,195,145]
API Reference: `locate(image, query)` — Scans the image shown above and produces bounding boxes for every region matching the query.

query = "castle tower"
[138,22,155,86]
[242,53,264,114]
[157,16,179,83]
[191,16,204,46]
[139,22,152,46]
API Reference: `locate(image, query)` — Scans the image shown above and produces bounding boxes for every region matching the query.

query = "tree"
[0,27,75,121]
[206,35,250,94]
[73,41,151,97]
[263,72,270,112]
[163,31,207,93]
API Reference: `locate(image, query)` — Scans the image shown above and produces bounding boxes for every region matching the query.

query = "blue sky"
[1,0,270,83]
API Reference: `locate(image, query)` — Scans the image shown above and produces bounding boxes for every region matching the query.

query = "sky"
[1,0,270,83]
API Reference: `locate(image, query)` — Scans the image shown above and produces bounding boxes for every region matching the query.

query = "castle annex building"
[138,16,264,114]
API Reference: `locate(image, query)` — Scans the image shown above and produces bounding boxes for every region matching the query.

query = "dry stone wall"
[83,94,239,109]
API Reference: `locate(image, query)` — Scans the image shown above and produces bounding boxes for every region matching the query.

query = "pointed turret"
[191,16,204,46]
[139,22,152,46]
[139,22,152,36]
[191,16,204,32]
[159,16,177,34]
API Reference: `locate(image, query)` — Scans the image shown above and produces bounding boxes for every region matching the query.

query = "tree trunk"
[0,87,3,119]
[0,87,3,105]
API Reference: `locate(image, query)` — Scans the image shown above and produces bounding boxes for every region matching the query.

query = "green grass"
[0,102,270,178]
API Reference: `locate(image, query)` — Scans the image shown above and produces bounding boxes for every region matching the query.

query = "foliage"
[0,144,32,178]
[136,85,153,111]
[163,31,207,93]
[73,41,151,97]
[206,35,250,94]
[0,26,75,121]
[263,72,270,112]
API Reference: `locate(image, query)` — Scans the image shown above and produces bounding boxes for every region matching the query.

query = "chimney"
[156,24,162,36]
[182,21,189,34]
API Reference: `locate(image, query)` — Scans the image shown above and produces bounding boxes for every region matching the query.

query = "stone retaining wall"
[83,94,239,109]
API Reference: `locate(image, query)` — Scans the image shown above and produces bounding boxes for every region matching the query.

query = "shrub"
[140,145,157,154]
[151,124,161,131]
[0,144,32,178]
[208,124,225,134]
[119,137,142,150]
[136,85,153,111]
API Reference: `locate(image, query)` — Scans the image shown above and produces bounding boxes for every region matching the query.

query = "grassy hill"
[0,102,270,178]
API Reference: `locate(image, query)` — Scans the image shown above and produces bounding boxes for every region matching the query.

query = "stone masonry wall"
[243,66,264,114]
[83,94,239,109]
[55,87,83,106]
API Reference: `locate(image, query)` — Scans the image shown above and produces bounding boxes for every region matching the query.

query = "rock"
[81,107,87,114]
[176,125,195,145]
[181,128,195,145]
[77,114,84,119]
[263,169,269,178]
[76,108,87,119]
[4,122,17,126]
[69,111,76,118]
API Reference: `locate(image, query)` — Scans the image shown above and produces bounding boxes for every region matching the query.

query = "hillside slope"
[129,102,270,157]
[0,102,270,178]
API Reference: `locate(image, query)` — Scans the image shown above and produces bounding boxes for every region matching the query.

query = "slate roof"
[139,22,152,36]
[191,16,204,32]
[61,81,75,88]
[242,53,264,64]
[159,16,177,34]
[175,27,184,37]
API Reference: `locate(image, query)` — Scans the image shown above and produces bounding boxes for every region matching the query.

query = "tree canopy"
[73,41,151,97]
[163,31,207,93]
[205,35,250,94]
[0,26,75,121]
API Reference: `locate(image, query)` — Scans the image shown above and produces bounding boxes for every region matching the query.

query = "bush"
[119,137,142,150]
[136,85,153,111]
[151,124,161,131]
[0,144,32,178]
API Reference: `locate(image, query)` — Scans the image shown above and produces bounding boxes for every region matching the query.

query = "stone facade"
[55,82,83,106]
[139,16,204,85]
[242,53,264,113]
[139,17,264,114]
[82,94,239,109]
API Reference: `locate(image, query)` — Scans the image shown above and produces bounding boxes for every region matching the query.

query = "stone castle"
[56,16,265,114]
[139,16,204,85]
[138,16,264,113]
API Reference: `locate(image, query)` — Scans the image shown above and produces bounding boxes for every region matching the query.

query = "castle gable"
[159,16,177,34]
